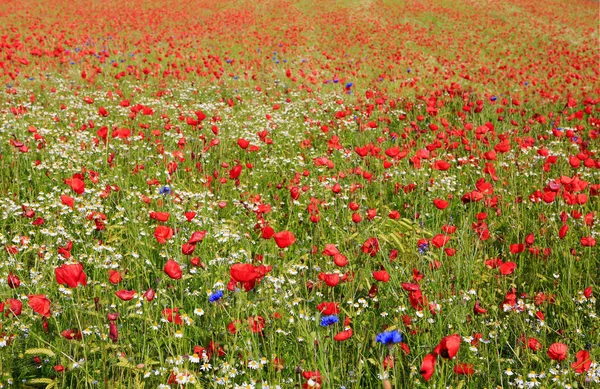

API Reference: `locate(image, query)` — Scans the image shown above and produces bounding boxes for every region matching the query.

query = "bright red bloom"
[108,270,122,284]
[149,211,170,222]
[164,259,182,280]
[433,198,449,209]
[431,234,450,248]
[434,334,461,359]
[473,300,487,314]
[61,329,82,340]
[580,236,596,246]
[509,243,525,254]
[361,237,380,257]
[61,194,75,208]
[65,177,85,195]
[154,226,174,244]
[454,363,474,375]
[229,164,243,179]
[526,337,542,352]
[499,262,517,275]
[547,343,568,361]
[162,308,183,325]
[28,294,51,318]
[571,350,592,373]
[316,302,340,315]
[333,253,349,267]
[115,290,136,301]
[372,270,390,282]
[420,353,437,381]
[7,272,20,288]
[230,263,260,283]
[334,328,353,341]
[55,263,87,288]
[188,230,207,244]
[248,315,265,333]
[322,244,339,256]
[319,272,340,287]
[5,298,22,317]
[273,230,295,248]
[143,288,155,302]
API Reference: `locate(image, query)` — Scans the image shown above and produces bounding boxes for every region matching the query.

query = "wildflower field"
[0,0,598,387]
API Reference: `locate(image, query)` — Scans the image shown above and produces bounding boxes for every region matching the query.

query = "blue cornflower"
[345,82,353,89]
[418,242,429,255]
[209,290,224,303]
[376,330,403,345]
[320,315,339,327]
[490,96,497,101]
[159,186,171,195]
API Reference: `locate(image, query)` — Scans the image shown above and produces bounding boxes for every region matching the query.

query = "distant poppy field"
[0,0,598,387]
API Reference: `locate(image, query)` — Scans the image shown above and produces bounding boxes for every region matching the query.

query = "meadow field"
[0,0,598,387]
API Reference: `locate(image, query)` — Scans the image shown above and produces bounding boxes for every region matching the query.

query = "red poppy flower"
[65,177,85,195]
[571,350,592,373]
[55,263,87,288]
[261,225,275,239]
[454,363,474,375]
[237,138,250,149]
[229,164,243,179]
[420,353,437,381]
[5,298,22,317]
[248,315,265,333]
[402,283,421,291]
[273,230,295,248]
[580,236,596,247]
[499,262,517,275]
[143,288,155,302]
[61,329,82,340]
[230,263,259,283]
[181,243,196,255]
[548,343,568,361]
[434,334,461,359]
[559,224,569,239]
[109,321,118,343]
[333,253,349,267]
[7,272,20,289]
[318,272,340,287]
[61,194,75,208]
[527,337,543,352]
[322,244,339,256]
[149,211,170,222]
[433,160,451,171]
[162,308,183,325]
[433,198,449,209]
[361,237,380,257]
[408,289,426,310]
[473,300,487,314]
[154,226,174,244]
[431,234,451,248]
[227,320,239,334]
[164,259,182,280]
[28,294,51,318]
[188,230,207,244]
[509,243,525,254]
[334,328,353,341]
[108,270,122,284]
[372,270,390,282]
[115,290,136,301]
[316,302,340,315]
